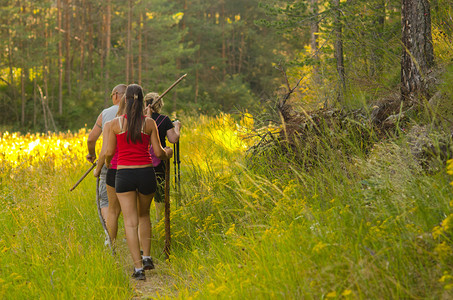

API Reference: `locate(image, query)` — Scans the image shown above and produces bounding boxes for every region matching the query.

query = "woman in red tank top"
[105,84,173,280]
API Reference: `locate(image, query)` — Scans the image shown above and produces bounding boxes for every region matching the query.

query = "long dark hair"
[125,84,144,143]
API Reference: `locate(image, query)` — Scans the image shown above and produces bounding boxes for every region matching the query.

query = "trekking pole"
[70,161,97,191]
[176,141,181,192]
[173,143,177,189]
[164,159,171,260]
[96,176,113,255]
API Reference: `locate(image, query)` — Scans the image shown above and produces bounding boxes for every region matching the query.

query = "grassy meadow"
[1,113,453,299]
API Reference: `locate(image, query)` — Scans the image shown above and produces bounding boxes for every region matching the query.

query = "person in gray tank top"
[87,84,127,223]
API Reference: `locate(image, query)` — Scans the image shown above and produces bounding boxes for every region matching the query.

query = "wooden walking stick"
[156,74,187,102]
[70,161,97,191]
[96,176,113,254]
[146,74,187,107]
[164,159,171,260]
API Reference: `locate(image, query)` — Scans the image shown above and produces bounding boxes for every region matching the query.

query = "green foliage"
[0,0,294,131]
[212,74,257,113]
[3,113,453,298]
[258,0,405,108]
[159,114,453,299]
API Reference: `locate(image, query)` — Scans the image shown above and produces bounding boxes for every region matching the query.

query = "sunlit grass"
[2,114,453,299]
[0,130,133,299]
[161,115,453,299]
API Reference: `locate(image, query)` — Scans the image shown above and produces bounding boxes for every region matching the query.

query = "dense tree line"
[0,0,295,131]
[259,0,450,107]
[0,0,451,131]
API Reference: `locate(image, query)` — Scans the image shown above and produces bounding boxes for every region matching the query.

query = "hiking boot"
[143,257,155,270]
[131,269,146,280]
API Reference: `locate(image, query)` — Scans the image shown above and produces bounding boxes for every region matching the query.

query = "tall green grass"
[155,114,453,299]
[2,113,453,299]
[0,160,133,299]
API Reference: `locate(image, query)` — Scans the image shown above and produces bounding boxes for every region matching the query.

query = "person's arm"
[87,114,103,163]
[105,119,118,168]
[167,120,181,144]
[147,118,173,160]
[93,121,111,177]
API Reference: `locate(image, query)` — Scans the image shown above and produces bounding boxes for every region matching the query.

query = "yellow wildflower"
[312,241,328,253]
[326,291,337,298]
[434,241,452,259]
[342,289,352,296]
[225,224,236,236]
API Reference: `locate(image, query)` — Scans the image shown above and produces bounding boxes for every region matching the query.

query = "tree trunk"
[126,0,133,83]
[221,1,226,79]
[21,68,26,126]
[333,0,346,101]
[43,14,50,126]
[310,0,319,82]
[7,19,18,122]
[104,0,111,106]
[57,0,63,115]
[194,34,201,105]
[87,1,94,79]
[231,24,235,74]
[100,6,105,105]
[79,0,85,86]
[401,0,434,102]
[143,13,148,82]
[20,2,26,126]
[138,11,143,85]
[33,71,37,127]
[44,10,53,111]
[38,85,48,132]
[64,0,71,97]
[43,67,49,127]
[370,0,385,76]
[238,32,244,74]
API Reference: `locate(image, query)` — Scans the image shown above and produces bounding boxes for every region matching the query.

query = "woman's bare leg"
[117,191,142,269]
[106,185,121,243]
[138,192,154,257]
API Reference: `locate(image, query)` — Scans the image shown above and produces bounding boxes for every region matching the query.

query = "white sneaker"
[104,236,110,247]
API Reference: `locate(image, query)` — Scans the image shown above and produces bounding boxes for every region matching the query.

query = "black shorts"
[106,168,117,187]
[115,167,157,195]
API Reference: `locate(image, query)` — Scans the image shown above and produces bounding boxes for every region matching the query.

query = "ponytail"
[125,84,144,143]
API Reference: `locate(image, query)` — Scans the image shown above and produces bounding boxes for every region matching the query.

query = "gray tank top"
[101,105,119,130]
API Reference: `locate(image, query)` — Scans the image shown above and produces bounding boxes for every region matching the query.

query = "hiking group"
[86,83,181,281]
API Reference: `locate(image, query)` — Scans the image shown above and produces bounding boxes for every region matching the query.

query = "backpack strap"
[155,114,166,128]
[118,116,124,133]
[141,118,147,134]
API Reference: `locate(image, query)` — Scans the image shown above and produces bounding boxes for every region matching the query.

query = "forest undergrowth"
[1,110,453,299]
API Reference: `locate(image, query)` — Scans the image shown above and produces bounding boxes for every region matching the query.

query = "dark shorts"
[115,167,157,195]
[154,162,165,203]
[106,168,117,187]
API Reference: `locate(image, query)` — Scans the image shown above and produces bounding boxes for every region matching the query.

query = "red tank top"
[115,116,152,166]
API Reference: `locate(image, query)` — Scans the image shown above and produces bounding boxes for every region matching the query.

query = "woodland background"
[1,0,451,132]
[3,1,453,299]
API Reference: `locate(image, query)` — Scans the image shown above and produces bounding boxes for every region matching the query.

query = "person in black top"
[144,92,181,222]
